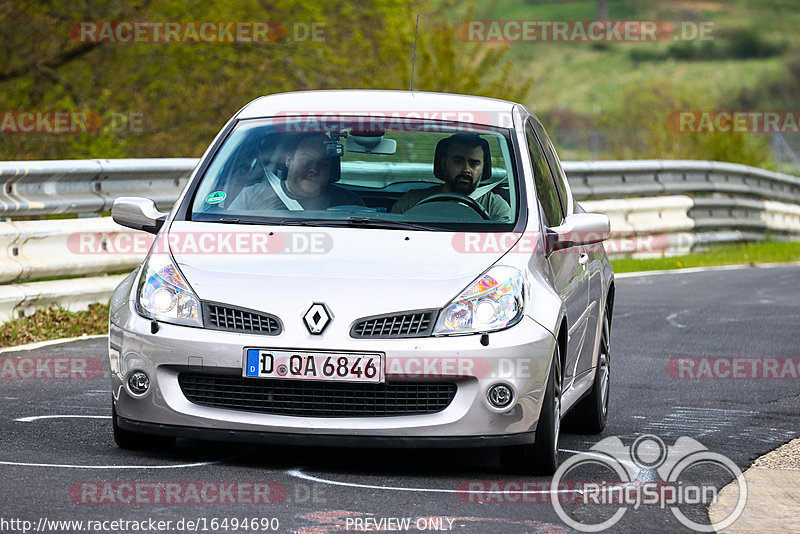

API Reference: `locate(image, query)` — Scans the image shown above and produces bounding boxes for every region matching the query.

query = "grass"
[0,302,109,349]
[610,240,800,273]
[468,0,800,115]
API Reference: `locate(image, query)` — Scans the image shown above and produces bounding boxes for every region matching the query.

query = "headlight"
[136,253,202,327]
[434,265,523,335]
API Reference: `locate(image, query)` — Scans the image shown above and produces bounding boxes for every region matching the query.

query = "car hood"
[167,222,513,335]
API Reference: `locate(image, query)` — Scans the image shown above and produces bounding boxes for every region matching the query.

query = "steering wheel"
[414,192,491,220]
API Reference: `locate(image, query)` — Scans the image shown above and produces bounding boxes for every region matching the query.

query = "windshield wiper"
[203,215,440,231]
[277,219,336,227]
[345,217,440,231]
[277,217,440,231]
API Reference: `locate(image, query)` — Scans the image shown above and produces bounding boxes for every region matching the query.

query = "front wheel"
[499,342,562,475]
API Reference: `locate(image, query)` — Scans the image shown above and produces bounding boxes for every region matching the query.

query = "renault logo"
[303,303,332,334]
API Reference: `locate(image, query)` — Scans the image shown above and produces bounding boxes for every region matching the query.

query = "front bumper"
[109,297,555,446]
[116,417,537,448]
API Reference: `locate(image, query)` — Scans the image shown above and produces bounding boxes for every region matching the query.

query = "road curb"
[710,438,800,533]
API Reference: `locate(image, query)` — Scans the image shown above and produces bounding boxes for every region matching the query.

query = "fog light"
[128,370,150,394]
[487,384,513,408]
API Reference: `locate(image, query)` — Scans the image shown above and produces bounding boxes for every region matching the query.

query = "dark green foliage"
[0,0,532,160]
[628,26,784,63]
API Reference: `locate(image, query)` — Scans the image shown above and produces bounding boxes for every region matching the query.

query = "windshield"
[189,117,520,231]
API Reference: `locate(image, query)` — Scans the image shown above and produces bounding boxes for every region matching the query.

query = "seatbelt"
[470,179,504,200]
[265,170,303,210]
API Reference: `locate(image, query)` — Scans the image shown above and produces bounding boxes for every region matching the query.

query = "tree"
[601,79,772,168]
[0,0,531,160]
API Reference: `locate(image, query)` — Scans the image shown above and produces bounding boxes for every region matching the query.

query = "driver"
[229,133,364,211]
[390,133,512,221]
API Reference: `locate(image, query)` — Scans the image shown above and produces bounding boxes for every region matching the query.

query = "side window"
[526,123,563,226]
[541,136,571,216]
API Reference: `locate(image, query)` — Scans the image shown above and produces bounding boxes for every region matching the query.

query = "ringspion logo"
[551,435,746,532]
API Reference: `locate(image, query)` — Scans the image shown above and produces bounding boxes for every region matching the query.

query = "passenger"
[391,133,511,221]
[229,133,364,211]
[222,144,264,208]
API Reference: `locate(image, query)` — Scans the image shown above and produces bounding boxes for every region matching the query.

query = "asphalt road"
[1,265,799,534]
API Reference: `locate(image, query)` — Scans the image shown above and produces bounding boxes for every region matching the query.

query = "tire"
[112,402,175,451]
[565,308,611,434]
[499,342,562,475]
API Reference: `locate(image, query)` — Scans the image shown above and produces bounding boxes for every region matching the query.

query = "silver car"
[108,90,614,475]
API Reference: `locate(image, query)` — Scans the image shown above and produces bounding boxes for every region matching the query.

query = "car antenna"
[410,14,419,92]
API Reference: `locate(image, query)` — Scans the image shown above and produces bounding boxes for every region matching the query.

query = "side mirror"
[547,213,610,252]
[112,197,167,234]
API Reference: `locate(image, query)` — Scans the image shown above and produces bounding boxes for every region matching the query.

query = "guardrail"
[564,160,800,204]
[0,158,798,321]
[0,158,195,216]
[4,158,800,215]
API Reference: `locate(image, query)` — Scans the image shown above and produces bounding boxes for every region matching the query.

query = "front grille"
[178,373,456,417]
[351,310,436,338]
[203,303,281,335]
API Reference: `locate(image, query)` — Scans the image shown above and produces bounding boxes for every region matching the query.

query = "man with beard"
[228,133,364,211]
[390,133,512,221]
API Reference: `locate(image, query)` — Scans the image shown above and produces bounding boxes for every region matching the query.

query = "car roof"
[237,90,520,128]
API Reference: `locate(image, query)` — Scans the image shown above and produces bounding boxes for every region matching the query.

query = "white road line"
[6,414,224,469]
[287,445,643,495]
[0,334,107,354]
[615,261,800,279]
[14,415,111,422]
[665,311,688,329]
[286,468,578,494]
[560,448,640,472]
[0,460,219,469]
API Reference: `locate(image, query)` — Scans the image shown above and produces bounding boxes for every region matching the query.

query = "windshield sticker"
[205,191,226,204]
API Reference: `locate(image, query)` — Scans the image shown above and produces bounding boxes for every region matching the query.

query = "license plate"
[243,349,384,383]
